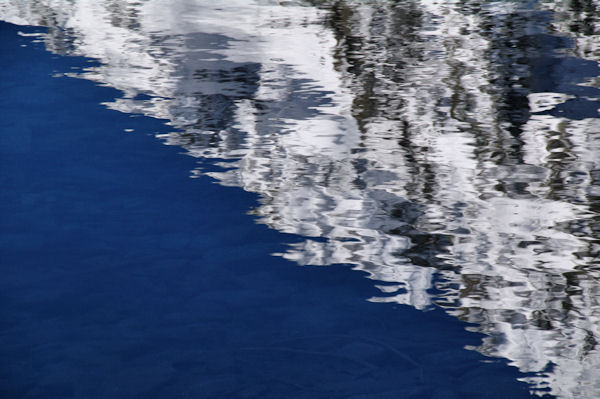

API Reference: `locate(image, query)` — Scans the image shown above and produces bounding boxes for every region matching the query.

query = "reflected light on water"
[3,0,600,396]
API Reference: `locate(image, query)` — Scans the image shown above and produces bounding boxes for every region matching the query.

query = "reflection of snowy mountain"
[3,0,600,397]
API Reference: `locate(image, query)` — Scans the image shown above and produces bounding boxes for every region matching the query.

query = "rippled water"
[3,0,600,397]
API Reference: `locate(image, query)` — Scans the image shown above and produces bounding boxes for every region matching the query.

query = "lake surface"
[2,1,600,398]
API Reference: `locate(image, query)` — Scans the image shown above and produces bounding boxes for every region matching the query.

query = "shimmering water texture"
[2,0,600,397]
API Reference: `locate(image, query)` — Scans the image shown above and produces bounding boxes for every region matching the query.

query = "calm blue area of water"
[0,22,540,399]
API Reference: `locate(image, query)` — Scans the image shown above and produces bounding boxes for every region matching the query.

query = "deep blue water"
[0,21,540,399]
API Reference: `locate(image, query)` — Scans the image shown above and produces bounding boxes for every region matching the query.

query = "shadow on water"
[2,0,600,397]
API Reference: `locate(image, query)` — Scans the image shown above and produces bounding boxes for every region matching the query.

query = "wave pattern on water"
[3,0,600,397]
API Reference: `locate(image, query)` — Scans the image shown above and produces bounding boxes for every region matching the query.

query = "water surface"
[2,0,600,397]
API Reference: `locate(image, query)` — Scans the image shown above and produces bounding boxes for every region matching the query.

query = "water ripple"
[4,0,600,396]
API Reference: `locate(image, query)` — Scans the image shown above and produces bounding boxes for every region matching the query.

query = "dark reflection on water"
[3,0,600,396]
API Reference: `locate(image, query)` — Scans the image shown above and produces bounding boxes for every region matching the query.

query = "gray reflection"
[4,0,600,397]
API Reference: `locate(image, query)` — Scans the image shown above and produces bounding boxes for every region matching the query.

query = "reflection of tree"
[563,0,598,36]
[4,0,600,397]
[320,1,600,397]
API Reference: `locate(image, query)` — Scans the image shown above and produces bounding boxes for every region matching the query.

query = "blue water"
[0,21,539,399]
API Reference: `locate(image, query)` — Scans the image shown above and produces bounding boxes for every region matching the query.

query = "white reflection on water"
[3,0,600,396]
